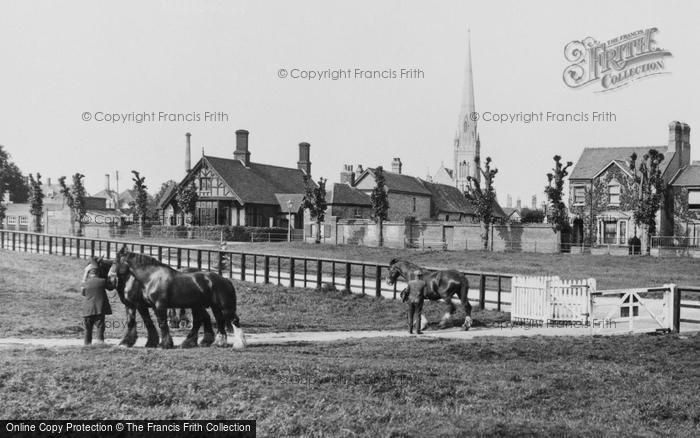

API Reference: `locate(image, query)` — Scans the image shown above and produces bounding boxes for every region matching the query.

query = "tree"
[302,175,327,244]
[544,155,573,232]
[629,149,665,254]
[131,171,149,237]
[149,180,177,221]
[176,181,198,229]
[59,173,87,236]
[0,145,30,225]
[28,173,44,232]
[370,166,389,247]
[520,207,545,223]
[465,157,498,250]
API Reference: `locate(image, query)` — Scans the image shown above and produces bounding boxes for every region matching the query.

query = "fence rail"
[0,230,513,310]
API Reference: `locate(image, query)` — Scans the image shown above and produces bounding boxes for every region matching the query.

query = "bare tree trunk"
[138,217,144,238]
[481,221,489,251]
[378,218,384,247]
[641,224,650,255]
[315,221,321,244]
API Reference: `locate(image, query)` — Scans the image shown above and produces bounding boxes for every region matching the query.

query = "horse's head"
[82,256,105,283]
[107,245,131,289]
[386,258,403,286]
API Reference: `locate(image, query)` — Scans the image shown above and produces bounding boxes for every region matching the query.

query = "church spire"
[454,28,480,189]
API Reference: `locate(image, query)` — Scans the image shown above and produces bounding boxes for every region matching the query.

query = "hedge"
[150,225,290,242]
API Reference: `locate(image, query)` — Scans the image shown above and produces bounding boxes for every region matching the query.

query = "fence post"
[35,234,40,253]
[345,262,351,293]
[375,265,382,298]
[0,230,3,249]
[264,255,270,284]
[479,274,486,310]
[217,251,223,276]
[197,250,202,270]
[241,253,246,281]
[671,284,681,333]
[90,240,95,258]
[497,275,502,312]
[316,259,322,289]
[76,238,80,258]
[48,236,53,254]
[60,237,65,255]
[157,246,163,262]
[176,248,182,269]
[289,257,295,288]
[24,233,28,252]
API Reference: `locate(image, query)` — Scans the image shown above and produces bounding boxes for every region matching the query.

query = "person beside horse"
[388,258,472,330]
[80,262,113,346]
[403,270,427,335]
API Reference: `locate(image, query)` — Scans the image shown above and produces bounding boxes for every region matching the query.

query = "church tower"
[453,30,480,191]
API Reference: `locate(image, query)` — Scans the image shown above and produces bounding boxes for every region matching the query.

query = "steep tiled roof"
[421,180,475,215]
[570,146,673,179]
[362,168,431,195]
[671,164,700,187]
[327,183,371,206]
[204,156,309,205]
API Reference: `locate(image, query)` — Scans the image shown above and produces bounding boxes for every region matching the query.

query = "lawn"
[0,334,698,436]
[0,250,505,338]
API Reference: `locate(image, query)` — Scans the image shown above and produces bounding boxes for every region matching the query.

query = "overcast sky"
[1,0,698,205]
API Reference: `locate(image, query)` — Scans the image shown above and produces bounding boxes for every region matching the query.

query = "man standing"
[404,270,427,335]
[81,268,112,345]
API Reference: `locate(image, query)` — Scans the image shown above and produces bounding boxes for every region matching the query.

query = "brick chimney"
[185,132,191,172]
[297,142,311,175]
[234,129,250,167]
[47,177,51,187]
[506,194,512,208]
[356,164,364,174]
[681,123,691,168]
[340,164,355,185]
[392,157,402,174]
[105,174,110,191]
[516,198,521,209]
[531,195,537,210]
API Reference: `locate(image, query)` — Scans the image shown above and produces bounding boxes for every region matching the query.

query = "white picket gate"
[511,276,596,324]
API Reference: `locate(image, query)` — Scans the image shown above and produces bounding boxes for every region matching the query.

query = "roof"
[93,189,118,200]
[502,207,521,217]
[420,180,475,215]
[274,194,306,212]
[204,156,309,205]
[327,183,371,206]
[157,183,177,209]
[359,168,431,195]
[671,164,700,187]
[570,146,673,180]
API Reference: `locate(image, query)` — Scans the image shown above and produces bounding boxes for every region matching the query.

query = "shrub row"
[150,225,289,242]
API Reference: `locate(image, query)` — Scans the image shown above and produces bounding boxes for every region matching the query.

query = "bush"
[150,225,289,242]
[628,236,641,255]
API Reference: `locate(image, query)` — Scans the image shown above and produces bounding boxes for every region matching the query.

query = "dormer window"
[608,180,620,205]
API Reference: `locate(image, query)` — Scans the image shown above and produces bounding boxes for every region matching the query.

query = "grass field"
[110,238,700,290]
[0,250,505,338]
[1,335,699,436]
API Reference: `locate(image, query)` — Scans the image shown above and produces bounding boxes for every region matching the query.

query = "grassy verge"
[0,334,698,436]
[0,250,505,338]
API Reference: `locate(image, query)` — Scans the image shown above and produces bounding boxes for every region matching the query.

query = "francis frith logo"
[563,27,672,92]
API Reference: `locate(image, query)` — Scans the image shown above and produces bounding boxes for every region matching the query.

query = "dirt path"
[0,324,683,349]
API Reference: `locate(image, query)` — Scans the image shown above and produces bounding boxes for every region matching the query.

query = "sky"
[0,0,698,205]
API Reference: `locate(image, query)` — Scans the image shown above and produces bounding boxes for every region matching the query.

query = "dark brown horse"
[386,258,472,330]
[106,246,244,349]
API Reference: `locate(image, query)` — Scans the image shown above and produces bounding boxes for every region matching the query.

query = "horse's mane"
[124,251,175,271]
[389,257,422,270]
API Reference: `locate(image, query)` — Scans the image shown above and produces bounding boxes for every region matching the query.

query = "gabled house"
[668,161,700,245]
[568,121,691,247]
[160,130,312,229]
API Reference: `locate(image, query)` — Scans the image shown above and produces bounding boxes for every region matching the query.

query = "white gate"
[511,276,596,324]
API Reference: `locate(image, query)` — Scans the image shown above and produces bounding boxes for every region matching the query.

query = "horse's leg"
[154,304,174,349]
[460,280,472,331]
[137,306,159,348]
[407,304,414,334]
[179,308,189,329]
[439,298,456,329]
[199,309,215,347]
[168,308,179,329]
[119,306,138,347]
[211,307,228,347]
[180,307,203,349]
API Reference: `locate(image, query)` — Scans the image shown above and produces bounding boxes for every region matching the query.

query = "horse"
[106,246,243,349]
[83,256,160,348]
[386,258,472,330]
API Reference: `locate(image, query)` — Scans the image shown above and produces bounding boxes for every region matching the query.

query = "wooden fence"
[0,230,513,310]
[511,276,595,324]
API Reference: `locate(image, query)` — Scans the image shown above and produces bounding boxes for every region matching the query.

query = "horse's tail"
[221,278,246,348]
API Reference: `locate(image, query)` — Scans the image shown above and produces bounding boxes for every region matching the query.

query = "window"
[573,186,585,205]
[619,220,627,244]
[412,197,416,212]
[19,216,28,225]
[7,216,17,225]
[353,208,362,218]
[198,177,212,192]
[603,221,617,244]
[608,184,620,205]
[688,190,700,210]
